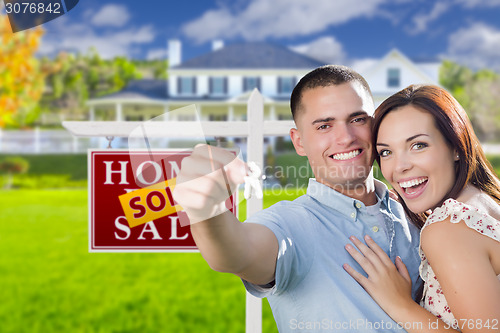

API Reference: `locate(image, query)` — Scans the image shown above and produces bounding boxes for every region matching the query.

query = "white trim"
[87,98,169,106]
[63,120,295,137]
[170,68,312,76]
[87,98,289,108]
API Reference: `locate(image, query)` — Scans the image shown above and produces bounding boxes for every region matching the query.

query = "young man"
[174,65,421,332]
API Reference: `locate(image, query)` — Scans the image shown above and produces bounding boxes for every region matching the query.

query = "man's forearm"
[190,210,278,285]
[190,210,250,273]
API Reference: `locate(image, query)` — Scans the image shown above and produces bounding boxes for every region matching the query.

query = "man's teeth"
[399,178,428,188]
[332,150,361,161]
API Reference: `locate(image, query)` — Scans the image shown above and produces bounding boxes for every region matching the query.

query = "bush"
[0,156,30,189]
[0,154,87,179]
[0,154,87,189]
[0,156,29,174]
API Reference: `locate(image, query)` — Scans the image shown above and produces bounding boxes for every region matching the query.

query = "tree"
[0,13,45,127]
[463,74,500,141]
[39,50,142,123]
[440,60,500,142]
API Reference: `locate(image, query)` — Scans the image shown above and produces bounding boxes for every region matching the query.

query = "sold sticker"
[119,178,181,228]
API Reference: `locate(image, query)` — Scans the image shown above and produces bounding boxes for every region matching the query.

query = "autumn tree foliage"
[0,13,45,127]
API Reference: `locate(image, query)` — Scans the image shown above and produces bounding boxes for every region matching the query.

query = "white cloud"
[91,4,130,28]
[39,15,155,59]
[445,23,500,70]
[409,2,449,34]
[182,0,387,43]
[290,36,346,64]
[455,0,500,8]
[350,58,379,75]
[147,48,168,60]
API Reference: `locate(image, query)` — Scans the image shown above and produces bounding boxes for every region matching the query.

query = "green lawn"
[1,152,499,189]
[0,189,286,333]
[1,153,499,332]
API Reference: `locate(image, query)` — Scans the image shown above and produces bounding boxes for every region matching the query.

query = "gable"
[361,49,440,94]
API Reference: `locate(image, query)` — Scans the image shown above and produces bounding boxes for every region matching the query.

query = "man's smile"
[329,149,362,161]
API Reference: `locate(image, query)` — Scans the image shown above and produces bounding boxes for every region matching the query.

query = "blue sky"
[19,0,500,70]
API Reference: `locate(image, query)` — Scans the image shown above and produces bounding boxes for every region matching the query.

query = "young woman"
[343,84,500,332]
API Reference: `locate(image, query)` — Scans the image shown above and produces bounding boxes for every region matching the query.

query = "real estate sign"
[88,149,237,252]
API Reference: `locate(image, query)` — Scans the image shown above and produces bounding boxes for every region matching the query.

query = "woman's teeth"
[399,178,428,194]
[399,177,428,188]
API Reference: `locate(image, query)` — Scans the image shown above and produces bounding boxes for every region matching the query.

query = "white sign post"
[63,89,295,333]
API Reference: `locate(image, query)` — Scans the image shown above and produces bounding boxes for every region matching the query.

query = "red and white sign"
[88,149,237,252]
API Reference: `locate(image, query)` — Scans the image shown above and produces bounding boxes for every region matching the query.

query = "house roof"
[93,79,168,101]
[173,42,325,69]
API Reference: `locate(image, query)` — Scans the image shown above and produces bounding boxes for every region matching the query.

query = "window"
[178,77,196,95]
[177,115,196,121]
[209,77,227,95]
[387,68,400,88]
[278,114,292,120]
[208,114,228,121]
[243,77,260,91]
[278,77,295,95]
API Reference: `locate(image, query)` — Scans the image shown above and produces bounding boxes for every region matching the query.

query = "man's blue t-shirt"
[243,179,422,332]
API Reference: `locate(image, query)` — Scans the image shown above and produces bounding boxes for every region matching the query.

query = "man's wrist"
[183,199,230,225]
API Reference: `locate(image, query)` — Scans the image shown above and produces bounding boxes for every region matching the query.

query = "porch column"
[89,106,95,121]
[72,136,79,153]
[163,105,170,121]
[269,105,277,148]
[116,103,123,121]
[269,105,276,120]
[197,105,204,120]
[228,105,234,121]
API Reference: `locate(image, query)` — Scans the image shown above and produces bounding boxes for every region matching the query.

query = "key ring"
[244,161,263,199]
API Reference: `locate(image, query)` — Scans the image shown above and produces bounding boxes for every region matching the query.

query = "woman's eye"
[412,142,428,150]
[378,150,391,157]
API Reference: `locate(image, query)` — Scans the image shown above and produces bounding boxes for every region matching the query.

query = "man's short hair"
[290,65,373,120]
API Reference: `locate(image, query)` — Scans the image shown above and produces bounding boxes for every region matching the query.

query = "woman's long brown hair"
[373,84,500,229]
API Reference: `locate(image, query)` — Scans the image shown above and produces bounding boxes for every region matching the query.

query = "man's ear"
[290,128,306,156]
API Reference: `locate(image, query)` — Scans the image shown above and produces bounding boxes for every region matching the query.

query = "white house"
[87,40,324,123]
[87,41,441,124]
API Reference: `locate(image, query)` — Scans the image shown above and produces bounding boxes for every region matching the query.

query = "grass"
[1,153,500,332]
[1,152,499,189]
[0,188,287,333]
